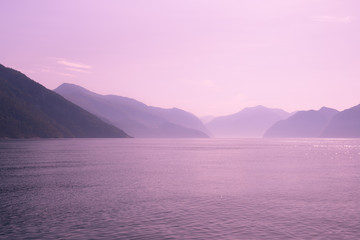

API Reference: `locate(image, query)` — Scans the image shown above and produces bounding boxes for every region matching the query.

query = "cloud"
[66,67,92,74]
[312,16,352,24]
[56,72,76,78]
[57,59,92,69]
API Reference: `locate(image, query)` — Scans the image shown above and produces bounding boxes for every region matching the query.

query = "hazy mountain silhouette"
[321,104,360,138]
[206,105,290,138]
[200,115,215,124]
[54,83,209,138]
[264,107,339,138]
[0,64,129,138]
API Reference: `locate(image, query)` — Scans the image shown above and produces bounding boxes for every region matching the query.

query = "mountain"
[200,115,215,124]
[0,64,129,138]
[54,83,209,138]
[321,104,360,138]
[206,105,290,138]
[263,107,339,138]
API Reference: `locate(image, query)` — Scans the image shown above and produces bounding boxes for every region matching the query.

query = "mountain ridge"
[55,83,209,138]
[263,107,339,138]
[206,105,290,138]
[321,104,360,138]
[0,64,130,138]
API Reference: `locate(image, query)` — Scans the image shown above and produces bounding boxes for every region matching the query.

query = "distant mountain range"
[264,107,339,138]
[264,105,360,138]
[200,115,215,124]
[206,104,360,139]
[206,105,290,138]
[0,64,129,138]
[54,83,209,138]
[1,63,360,139]
[322,104,360,138]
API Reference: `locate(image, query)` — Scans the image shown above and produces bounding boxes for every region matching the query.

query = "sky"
[1,0,360,117]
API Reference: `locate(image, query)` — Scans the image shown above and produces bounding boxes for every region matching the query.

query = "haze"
[1,0,359,116]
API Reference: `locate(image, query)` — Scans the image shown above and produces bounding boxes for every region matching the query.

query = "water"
[1,138,360,239]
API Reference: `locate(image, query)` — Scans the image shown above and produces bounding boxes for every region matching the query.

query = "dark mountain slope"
[54,83,208,138]
[0,64,129,138]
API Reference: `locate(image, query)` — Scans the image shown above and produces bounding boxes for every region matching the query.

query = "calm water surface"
[0,138,360,239]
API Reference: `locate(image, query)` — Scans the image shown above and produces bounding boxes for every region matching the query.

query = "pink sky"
[1,0,360,116]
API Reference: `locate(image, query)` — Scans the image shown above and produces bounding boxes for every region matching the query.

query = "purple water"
[1,138,360,239]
